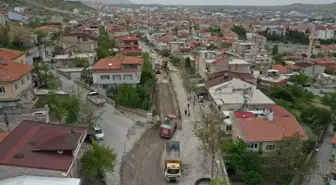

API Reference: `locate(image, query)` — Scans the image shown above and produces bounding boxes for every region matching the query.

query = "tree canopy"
[231,25,247,40]
[81,141,117,180]
[97,27,115,59]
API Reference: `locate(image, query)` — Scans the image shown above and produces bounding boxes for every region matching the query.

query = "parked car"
[87,91,106,106]
[92,125,104,140]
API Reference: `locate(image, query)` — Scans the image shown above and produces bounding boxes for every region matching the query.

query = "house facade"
[0,58,34,108]
[0,48,27,64]
[92,55,143,89]
[0,120,87,179]
[231,105,307,153]
[116,36,141,54]
[61,33,98,53]
[294,62,325,76]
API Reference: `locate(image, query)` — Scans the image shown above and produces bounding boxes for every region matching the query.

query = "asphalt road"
[58,73,143,185]
[304,125,334,185]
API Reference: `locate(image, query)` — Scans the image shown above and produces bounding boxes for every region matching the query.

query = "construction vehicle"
[164,141,182,182]
[160,115,177,138]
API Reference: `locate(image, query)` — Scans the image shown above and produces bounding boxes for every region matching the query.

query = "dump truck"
[86,91,106,106]
[160,115,177,138]
[164,141,182,182]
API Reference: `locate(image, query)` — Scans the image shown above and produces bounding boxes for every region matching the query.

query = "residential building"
[0,48,27,64]
[251,35,267,49]
[116,36,141,54]
[247,53,273,74]
[51,53,96,68]
[0,58,34,108]
[271,64,299,75]
[0,176,81,185]
[0,120,87,179]
[231,104,307,153]
[108,25,129,38]
[92,55,143,89]
[258,69,289,87]
[61,33,98,53]
[154,36,171,51]
[294,62,325,76]
[232,42,257,57]
[7,11,24,22]
[198,51,225,80]
[316,26,335,40]
[313,58,336,71]
[208,78,274,112]
[205,71,256,90]
[198,29,211,37]
[229,59,251,73]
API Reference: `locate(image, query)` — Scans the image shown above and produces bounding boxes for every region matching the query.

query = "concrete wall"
[92,71,141,86]
[303,65,325,76]
[0,73,33,102]
[26,46,46,66]
[13,54,27,65]
[0,165,65,180]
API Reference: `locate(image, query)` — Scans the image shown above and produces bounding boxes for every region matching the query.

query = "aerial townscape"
[3,0,336,185]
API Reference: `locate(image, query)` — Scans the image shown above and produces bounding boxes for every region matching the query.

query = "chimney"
[0,57,4,64]
[267,109,274,123]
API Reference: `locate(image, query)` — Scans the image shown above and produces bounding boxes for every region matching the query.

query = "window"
[15,84,18,90]
[226,125,232,131]
[266,144,276,151]
[113,75,121,81]
[247,143,258,149]
[0,87,5,94]
[100,75,110,80]
[21,79,24,85]
[27,75,30,81]
[123,74,133,81]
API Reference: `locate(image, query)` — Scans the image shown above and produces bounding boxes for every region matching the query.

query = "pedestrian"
[188,111,190,117]
[187,103,190,110]
[185,109,187,116]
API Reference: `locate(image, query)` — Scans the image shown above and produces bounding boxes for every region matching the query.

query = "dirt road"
[120,70,179,185]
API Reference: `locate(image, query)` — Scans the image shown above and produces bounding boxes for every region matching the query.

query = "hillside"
[1,0,95,16]
[99,0,134,4]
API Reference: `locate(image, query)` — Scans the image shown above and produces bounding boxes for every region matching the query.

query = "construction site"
[120,61,181,185]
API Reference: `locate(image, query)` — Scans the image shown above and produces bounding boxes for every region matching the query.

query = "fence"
[73,80,150,117]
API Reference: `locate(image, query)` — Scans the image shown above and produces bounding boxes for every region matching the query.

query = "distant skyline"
[120,0,336,6]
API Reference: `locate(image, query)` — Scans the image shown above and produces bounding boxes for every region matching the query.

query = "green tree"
[321,92,336,127]
[210,178,228,185]
[231,25,247,40]
[264,134,316,185]
[226,140,264,185]
[72,58,89,67]
[271,45,278,56]
[33,62,61,90]
[81,141,117,180]
[291,73,309,86]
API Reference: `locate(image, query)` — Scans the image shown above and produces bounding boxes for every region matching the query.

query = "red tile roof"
[118,49,142,53]
[234,111,256,118]
[266,105,293,117]
[63,32,98,40]
[205,70,256,88]
[314,58,334,65]
[294,62,316,68]
[0,132,9,143]
[0,48,25,60]
[211,55,228,65]
[92,55,143,72]
[0,120,86,172]
[117,36,140,41]
[0,60,33,81]
[35,25,59,31]
[272,64,292,74]
[238,116,307,142]
[157,36,171,42]
[333,134,336,145]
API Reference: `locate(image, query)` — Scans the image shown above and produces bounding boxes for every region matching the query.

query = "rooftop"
[34,26,59,31]
[0,120,86,172]
[229,59,248,65]
[0,175,81,185]
[238,114,307,142]
[0,48,25,60]
[294,62,316,68]
[0,132,9,143]
[92,55,143,71]
[0,60,34,82]
[205,70,256,89]
[117,36,140,41]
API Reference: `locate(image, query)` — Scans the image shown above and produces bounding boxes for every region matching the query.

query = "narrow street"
[120,68,179,185]
[119,42,210,185]
[304,125,334,185]
[58,73,146,185]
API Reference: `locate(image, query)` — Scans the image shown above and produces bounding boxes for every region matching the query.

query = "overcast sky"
[130,0,335,6]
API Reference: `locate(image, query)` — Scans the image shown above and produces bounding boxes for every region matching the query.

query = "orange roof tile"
[333,134,336,145]
[0,60,34,81]
[0,132,9,143]
[92,55,143,71]
[35,25,59,31]
[0,48,25,60]
[238,116,307,142]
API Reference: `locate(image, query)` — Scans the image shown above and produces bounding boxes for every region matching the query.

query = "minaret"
[307,24,316,60]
